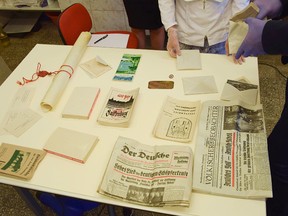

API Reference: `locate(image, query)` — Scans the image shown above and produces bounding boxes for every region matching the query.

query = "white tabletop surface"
[0,44,265,216]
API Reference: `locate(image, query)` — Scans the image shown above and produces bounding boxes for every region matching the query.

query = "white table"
[0,44,265,216]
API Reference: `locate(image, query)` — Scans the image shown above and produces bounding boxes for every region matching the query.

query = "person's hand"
[235,17,266,60]
[225,39,246,64]
[254,0,283,19]
[167,27,181,58]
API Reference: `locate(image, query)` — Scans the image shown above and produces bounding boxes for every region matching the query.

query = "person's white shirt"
[158,0,249,46]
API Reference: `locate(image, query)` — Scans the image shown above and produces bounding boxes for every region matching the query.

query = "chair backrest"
[57,3,92,45]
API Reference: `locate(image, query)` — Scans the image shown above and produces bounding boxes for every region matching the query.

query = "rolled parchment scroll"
[40,32,91,111]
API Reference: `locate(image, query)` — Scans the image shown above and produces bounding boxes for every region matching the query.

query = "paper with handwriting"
[1,87,42,137]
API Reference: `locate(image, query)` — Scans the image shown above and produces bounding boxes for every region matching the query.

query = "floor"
[0,13,288,216]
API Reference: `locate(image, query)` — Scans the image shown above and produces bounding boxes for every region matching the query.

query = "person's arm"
[158,0,177,30]
[232,0,288,63]
[262,20,288,55]
[280,0,288,16]
[158,0,181,57]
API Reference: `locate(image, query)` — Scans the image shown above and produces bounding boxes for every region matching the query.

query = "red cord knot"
[37,70,51,77]
[16,63,73,86]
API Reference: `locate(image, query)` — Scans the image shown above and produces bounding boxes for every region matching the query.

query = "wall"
[58,0,130,32]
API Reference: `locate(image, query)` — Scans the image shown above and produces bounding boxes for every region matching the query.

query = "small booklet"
[230,2,260,22]
[153,96,201,143]
[113,54,141,81]
[97,87,140,127]
[62,87,100,119]
[0,143,46,180]
[43,127,99,163]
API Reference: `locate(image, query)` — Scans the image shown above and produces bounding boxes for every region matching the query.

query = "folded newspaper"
[98,136,193,207]
[192,100,272,198]
[0,143,46,180]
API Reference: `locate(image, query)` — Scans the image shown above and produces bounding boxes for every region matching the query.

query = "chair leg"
[14,187,44,216]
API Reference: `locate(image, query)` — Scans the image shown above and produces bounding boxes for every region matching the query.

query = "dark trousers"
[266,78,288,216]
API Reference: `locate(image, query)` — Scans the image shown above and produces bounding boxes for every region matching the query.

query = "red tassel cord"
[16,63,74,86]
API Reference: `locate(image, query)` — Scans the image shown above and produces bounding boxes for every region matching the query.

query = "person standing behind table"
[229,0,288,215]
[123,0,165,50]
[158,0,249,57]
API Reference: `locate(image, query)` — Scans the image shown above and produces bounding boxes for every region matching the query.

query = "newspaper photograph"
[192,100,272,198]
[98,136,193,207]
[0,143,46,180]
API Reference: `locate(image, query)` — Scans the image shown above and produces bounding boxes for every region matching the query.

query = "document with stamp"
[153,96,201,143]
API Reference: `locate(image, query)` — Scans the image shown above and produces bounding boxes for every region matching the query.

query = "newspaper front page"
[98,136,193,207]
[193,100,272,198]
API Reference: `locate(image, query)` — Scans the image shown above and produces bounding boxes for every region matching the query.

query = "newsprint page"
[98,136,193,207]
[193,100,272,198]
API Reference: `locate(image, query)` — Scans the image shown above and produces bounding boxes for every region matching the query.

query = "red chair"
[57,3,138,48]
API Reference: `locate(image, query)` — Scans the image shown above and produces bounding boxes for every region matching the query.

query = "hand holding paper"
[235,18,266,59]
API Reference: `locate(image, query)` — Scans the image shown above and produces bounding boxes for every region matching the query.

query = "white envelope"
[221,79,258,105]
[177,50,202,70]
[80,56,112,78]
[182,76,218,95]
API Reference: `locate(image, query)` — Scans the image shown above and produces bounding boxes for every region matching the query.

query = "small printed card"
[113,54,141,81]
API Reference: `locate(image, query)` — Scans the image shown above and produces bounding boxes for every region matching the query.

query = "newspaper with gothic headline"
[192,100,272,198]
[98,136,193,207]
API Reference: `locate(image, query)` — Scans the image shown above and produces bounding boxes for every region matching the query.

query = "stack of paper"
[62,87,100,119]
[43,127,98,163]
